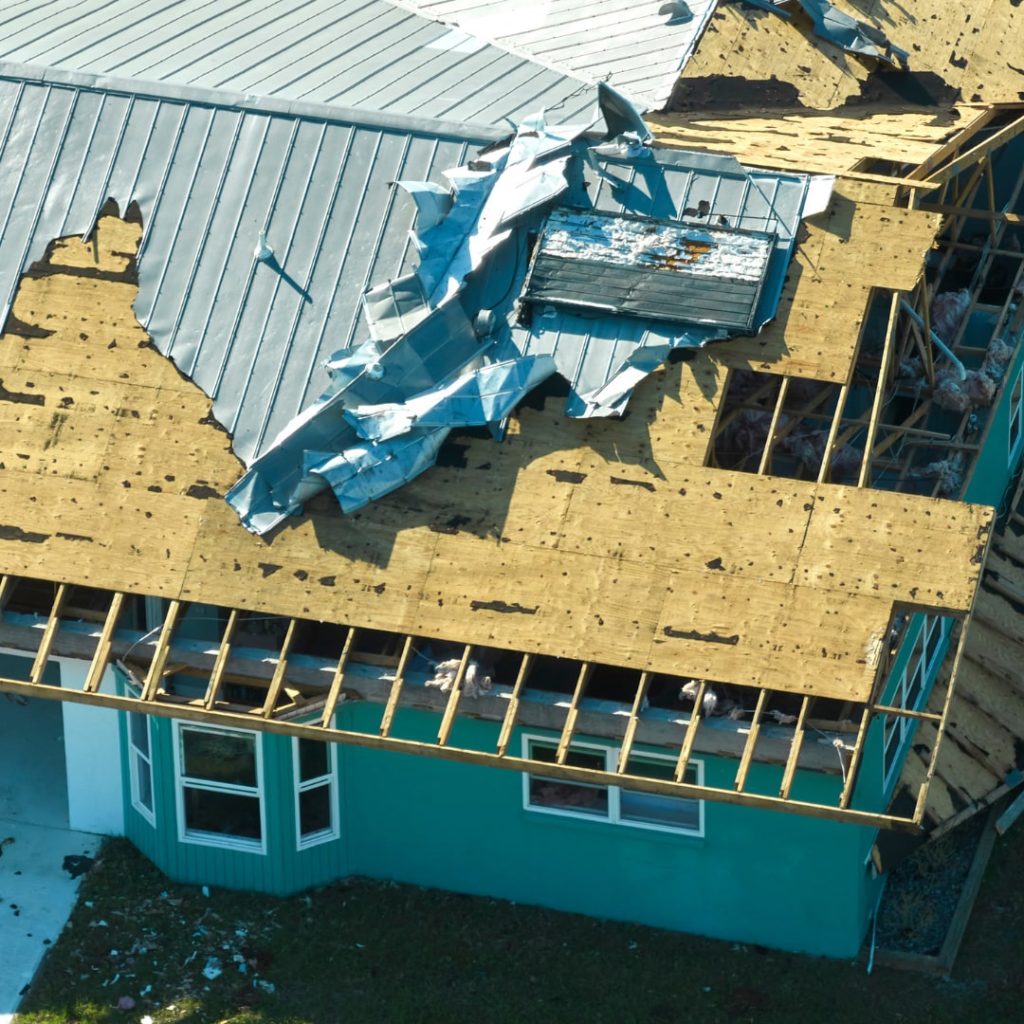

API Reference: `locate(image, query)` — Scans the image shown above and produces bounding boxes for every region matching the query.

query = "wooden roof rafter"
[0,572,977,833]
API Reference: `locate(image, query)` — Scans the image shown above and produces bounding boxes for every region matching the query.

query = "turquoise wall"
[337,703,875,957]
[118,678,348,896]
[116,686,877,957]
[965,329,1024,505]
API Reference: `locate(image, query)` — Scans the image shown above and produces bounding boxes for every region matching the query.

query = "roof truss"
[0,572,976,833]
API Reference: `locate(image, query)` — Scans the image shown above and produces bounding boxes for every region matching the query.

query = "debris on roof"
[741,0,909,67]
[226,83,829,532]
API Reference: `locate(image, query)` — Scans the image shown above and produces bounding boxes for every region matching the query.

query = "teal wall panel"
[337,703,874,957]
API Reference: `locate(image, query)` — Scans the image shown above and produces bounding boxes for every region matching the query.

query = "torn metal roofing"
[226,86,823,532]
[0,0,593,129]
[394,0,719,109]
[0,63,497,465]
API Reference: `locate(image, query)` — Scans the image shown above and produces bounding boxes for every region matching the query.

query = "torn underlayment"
[227,82,831,533]
[741,0,908,66]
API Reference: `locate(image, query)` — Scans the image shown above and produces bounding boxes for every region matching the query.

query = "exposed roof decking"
[0,0,593,128]
[678,0,1024,111]
[0,214,992,704]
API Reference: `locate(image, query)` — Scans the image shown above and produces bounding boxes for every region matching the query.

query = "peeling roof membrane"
[524,210,775,332]
[227,84,829,532]
[741,0,909,66]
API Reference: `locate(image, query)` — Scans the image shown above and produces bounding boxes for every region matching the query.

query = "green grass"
[17,825,1024,1024]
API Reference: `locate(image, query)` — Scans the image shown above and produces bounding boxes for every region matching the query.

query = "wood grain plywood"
[708,186,941,382]
[650,110,970,176]
[680,1,1024,111]
[0,215,994,705]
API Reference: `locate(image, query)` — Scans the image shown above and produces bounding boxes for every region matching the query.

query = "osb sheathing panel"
[681,1,1024,111]
[650,109,973,176]
[0,217,992,702]
[708,182,942,382]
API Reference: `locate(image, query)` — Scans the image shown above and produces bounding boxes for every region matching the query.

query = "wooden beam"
[924,114,1024,186]
[0,575,15,618]
[29,583,67,684]
[555,663,592,765]
[140,600,181,703]
[496,653,531,757]
[873,703,944,723]
[858,292,902,488]
[617,672,652,774]
[838,706,872,810]
[675,680,706,783]
[378,635,414,737]
[83,591,125,694]
[918,203,1024,225]
[260,618,298,718]
[0,670,927,832]
[779,695,810,799]
[320,627,357,728]
[437,644,473,746]
[914,617,974,827]
[757,378,790,475]
[817,384,848,484]
[907,107,1001,182]
[202,608,238,710]
[734,688,768,792]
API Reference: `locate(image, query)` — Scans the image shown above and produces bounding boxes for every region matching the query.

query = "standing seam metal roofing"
[0,0,596,129]
[394,0,719,108]
[0,62,498,463]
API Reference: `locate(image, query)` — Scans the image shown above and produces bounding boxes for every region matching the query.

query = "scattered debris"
[426,658,493,697]
[62,853,96,879]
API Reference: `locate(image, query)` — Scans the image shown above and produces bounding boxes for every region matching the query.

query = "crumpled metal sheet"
[227,83,822,532]
[743,0,909,66]
[346,355,558,442]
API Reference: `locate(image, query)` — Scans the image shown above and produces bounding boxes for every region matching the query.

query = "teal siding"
[965,332,1024,505]
[337,703,873,957]
[117,671,347,896]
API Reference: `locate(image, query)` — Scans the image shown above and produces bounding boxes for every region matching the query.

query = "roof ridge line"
[0,58,506,143]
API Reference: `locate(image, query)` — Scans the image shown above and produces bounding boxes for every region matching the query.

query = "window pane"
[621,758,700,830]
[184,787,261,840]
[133,751,153,813]
[182,729,257,787]
[129,712,149,756]
[298,739,329,783]
[528,776,609,816]
[299,784,333,837]
[530,743,605,772]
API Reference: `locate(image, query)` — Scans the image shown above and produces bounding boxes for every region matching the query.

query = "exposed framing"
[0,572,978,834]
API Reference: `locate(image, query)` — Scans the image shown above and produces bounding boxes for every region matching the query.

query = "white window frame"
[173,723,267,854]
[127,711,155,827]
[1009,362,1024,469]
[521,735,704,838]
[883,615,952,789]
[292,737,340,850]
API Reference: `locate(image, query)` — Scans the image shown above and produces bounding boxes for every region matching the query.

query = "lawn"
[17,824,1024,1024]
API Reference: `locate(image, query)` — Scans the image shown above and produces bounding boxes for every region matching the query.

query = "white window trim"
[883,616,952,790]
[292,737,340,851]
[127,712,156,827]
[1009,362,1024,469]
[521,735,704,838]
[173,722,267,855]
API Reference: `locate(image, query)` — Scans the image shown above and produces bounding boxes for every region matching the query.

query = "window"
[523,737,703,836]
[1010,364,1024,468]
[293,738,339,848]
[174,724,265,853]
[127,712,155,826]
[883,616,952,788]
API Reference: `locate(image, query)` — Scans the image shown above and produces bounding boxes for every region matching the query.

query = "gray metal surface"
[0,0,594,128]
[524,209,775,332]
[397,0,719,108]
[0,63,490,464]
